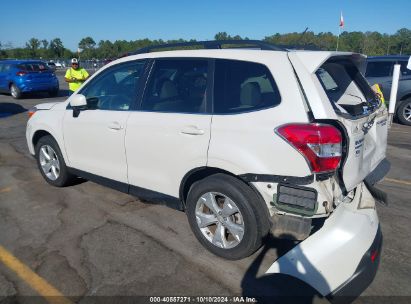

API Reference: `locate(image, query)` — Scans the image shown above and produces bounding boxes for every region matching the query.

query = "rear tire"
[397,99,411,126]
[35,135,75,187]
[186,174,269,260]
[10,84,22,99]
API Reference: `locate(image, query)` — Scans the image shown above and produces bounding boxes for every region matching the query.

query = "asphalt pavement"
[0,71,410,303]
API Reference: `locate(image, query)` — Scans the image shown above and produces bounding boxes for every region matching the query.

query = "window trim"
[74,59,148,112]
[136,57,213,115]
[211,58,282,115]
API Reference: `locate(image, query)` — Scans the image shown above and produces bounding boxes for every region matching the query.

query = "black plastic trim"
[130,40,284,55]
[68,167,129,193]
[129,185,183,210]
[275,183,318,216]
[239,173,314,185]
[365,158,391,186]
[67,167,183,210]
[327,226,382,301]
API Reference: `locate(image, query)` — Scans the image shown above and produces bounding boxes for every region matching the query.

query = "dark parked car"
[46,61,57,71]
[0,60,59,99]
[365,55,411,125]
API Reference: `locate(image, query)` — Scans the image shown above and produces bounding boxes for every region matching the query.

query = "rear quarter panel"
[208,52,311,177]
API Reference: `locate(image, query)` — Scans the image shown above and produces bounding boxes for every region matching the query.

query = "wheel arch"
[179,166,272,229]
[31,129,64,158]
[399,92,411,102]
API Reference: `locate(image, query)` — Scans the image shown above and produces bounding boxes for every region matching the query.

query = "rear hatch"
[18,62,55,84]
[288,52,389,192]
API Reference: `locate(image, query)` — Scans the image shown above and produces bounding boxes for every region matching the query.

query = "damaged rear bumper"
[265,184,381,297]
[328,226,382,299]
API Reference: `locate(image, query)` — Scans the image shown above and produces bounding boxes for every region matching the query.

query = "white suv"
[27,41,388,296]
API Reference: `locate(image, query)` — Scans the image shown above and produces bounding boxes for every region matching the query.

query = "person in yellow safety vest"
[371,83,386,107]
[65,58,89,95]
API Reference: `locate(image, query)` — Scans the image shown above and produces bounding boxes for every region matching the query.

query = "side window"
[399,61,411,77]
[141,59,208,113]
[0,64,11,72]
[80,60,145,111]
[316,68,339,92]
[3,64,11,72]
[213,59,281,114]
[365,61,394,77]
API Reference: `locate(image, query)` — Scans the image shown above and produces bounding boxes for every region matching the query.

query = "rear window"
[17,63,49,71]
[213,59,281,114]
[316,58,380,117]
[365,61,394,77]
[399,61,411,77]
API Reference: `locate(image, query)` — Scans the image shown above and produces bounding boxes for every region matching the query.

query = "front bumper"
[266,184,380,297]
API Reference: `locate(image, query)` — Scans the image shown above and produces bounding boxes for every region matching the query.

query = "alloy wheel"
[39,145,60,181]
[10,85,17,98]
[403,103,411,122]
[195,192,245,249]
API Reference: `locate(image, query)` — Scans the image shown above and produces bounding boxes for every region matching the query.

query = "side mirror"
[70,94,87,107]
[70,94,87,117]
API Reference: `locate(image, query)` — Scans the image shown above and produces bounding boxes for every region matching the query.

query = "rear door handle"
[180,126,205,135]
[108,121,123,130]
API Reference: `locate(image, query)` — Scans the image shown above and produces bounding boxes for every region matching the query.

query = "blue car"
[0,60,59,99]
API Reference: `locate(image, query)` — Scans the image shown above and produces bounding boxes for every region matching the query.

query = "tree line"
[1,28,410,61]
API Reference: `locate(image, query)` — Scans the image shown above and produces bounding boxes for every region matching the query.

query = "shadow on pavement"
[0,102,27,118]
[241,234,328,304]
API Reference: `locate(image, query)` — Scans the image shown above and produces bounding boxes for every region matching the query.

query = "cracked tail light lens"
[276,123,342,173]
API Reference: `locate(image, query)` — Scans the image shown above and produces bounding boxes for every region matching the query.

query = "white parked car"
[26,41,388,297]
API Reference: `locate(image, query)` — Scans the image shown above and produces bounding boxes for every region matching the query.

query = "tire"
[186,173,269,260]
[10,84,22,99]
[48,89,59,97]
[396,99,411,126]
[35,135,74,187]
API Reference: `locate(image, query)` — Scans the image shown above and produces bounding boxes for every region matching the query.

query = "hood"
[35,102,61,110]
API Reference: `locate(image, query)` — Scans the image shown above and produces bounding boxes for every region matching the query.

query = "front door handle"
[180,126,205,135]
[108,121,123,130]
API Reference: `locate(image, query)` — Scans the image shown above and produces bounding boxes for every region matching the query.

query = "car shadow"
[0,89,70,100]
[241,234,329,304]
[18,89,70,99]
[0,102,27,118]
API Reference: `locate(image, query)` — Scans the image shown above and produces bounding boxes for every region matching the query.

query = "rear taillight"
[276,123,342,173]
[16,71,27,76]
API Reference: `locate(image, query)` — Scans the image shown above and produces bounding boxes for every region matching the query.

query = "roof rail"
[131,40,284,55]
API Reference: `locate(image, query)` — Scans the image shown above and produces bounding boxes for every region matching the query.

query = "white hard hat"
[71,58,78,64]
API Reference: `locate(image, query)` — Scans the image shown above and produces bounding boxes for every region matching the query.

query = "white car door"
[126,58,212,198]
[63,60,146,185]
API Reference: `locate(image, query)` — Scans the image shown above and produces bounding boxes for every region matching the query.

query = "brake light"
[276,123,342,173]
[16,71,27,76]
